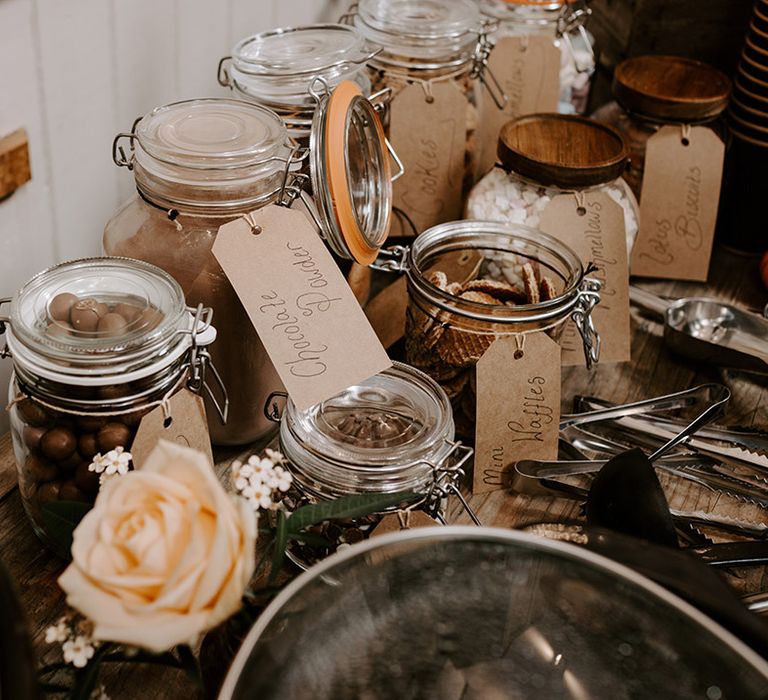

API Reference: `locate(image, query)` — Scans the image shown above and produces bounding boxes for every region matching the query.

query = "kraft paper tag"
[389,81,468,236]
[473,333,561,494]
[478,35,561,174]
[539,192,630,365]
[631,125,725,281]
[131,388,213,469]
[212,205,391,411]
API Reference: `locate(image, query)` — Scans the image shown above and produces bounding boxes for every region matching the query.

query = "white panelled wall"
[0,0,342,432]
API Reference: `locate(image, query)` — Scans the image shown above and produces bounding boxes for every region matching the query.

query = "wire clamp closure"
[423,441,481,526]
[572,277,602,369]
[370,245,410,273]
[186,304,229,423]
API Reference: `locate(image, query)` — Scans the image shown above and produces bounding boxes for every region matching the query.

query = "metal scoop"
[630,286,768,374]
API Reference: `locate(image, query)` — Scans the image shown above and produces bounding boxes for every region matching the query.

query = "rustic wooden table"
[1,246,767,698]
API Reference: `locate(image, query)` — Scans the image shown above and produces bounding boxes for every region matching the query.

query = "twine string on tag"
[397,510,411,529]
[420,80,435,104]
[573,190,587,214]
[241,212,262,235]
[513,333,525,359]
[168,209,183,232]
[681,123,691,146]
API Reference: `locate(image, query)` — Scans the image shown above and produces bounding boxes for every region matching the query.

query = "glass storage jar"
[466,113,639,253]
[218,24,377,147]
[591,55,731,199]
[480,0,595,115]
[0,257,224,554]
[273,361,476,564]
[402,221,601,438]
[106,87,396,445]
[348,0,505,236]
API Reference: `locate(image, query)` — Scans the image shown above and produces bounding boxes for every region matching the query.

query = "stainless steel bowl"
[220,527,768,699]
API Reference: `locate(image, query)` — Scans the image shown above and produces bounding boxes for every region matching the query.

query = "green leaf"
[286,492,420,534]
[40,501,93,553]
[268,510,288,585]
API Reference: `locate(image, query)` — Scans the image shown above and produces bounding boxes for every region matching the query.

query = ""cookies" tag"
[473,333,561,494]
[131,388,213,469]
[540,191,630,365]
[631,125,725,281]
[478,35,561,175]
[213,205,391,411]
[389,81,469,236]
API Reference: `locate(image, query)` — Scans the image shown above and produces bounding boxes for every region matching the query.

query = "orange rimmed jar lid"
[309,80,393,265]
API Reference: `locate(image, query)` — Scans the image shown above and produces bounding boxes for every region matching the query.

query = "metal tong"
[572,394,768,472]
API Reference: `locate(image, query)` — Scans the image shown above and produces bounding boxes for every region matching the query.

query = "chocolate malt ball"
[49,292,78,322]
[40,427,77,462]
[77,433,99,459]
[70,298,108,333]
[115,302,142,325]
[25,455,58,483]
[97,312,129,337]
[59,480,90,503]
[74,462,100,496]
[46,321,74,339]
[37,480,62,503]
[22,425,46,451]
[98,422,132,452]
[58,451,83,473]
[137,307,163,332]
[17,398,50,427]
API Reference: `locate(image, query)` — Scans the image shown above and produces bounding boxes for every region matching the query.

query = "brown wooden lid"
[613,55,731,122]
[497,113,629,188]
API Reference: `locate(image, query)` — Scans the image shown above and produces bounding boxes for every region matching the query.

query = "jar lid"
[6,258,194,384]
[232,24,374,80]
[355,0,481,65]
[613,56,731,122]
[280,362,456,498]
[310,81,392,264]
[135,98,289,171]
[497,113,629,188]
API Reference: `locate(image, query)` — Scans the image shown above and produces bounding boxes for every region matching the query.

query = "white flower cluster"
[88,446,132,486]
[465,167,639,253]
[45,615,98,668]
[231,448,292,512]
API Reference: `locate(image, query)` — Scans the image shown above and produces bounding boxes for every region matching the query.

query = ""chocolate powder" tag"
[540,192,630,365]
[478,35,561,175]
[389,81,468,236]
[631,125,725,281]
[473,332,561,494]
[212,206,391,411]
[131,388,213,469]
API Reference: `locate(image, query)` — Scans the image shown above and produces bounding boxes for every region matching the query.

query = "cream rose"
[58,439,256,653]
